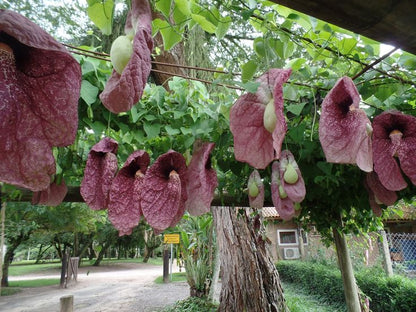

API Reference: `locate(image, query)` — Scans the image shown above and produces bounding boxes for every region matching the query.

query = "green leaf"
[152,19,183,50]
[286,103,306,116]
[155,0,172,17]
[241,60,258,83]
[165,125,181,136]
[339,38,357,55]
[286,58,306,71]
[253,38,266,57]
[191,14,216,33]
[144,123,161,139]
[80,80,99,105]
[87,0,114,35]
[174,0,191,16]
[215,16,232,39]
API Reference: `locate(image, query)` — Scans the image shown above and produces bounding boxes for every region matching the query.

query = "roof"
[262,207,280,219]
[270,0,416,55]
[386,205,416,222]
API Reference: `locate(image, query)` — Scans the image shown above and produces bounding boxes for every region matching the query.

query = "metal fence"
[386,233,416,274]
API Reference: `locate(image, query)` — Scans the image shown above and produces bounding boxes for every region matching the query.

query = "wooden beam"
[270,0,416,55]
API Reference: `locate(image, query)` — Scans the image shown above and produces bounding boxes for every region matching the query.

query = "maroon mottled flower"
[141,150,187,231]
[108,150,150,236]
[185,141,218,216]
[0,10,81,191]
[81,137,119,210]
[248,169,264,209]
[319,77,373,172]
[373,110,416,191]
[279,150,306,203]
[31,178,67,206]
[364,171,397,216]
[230,68,292,169]
[99,0,153,113]
[271,161,296,221]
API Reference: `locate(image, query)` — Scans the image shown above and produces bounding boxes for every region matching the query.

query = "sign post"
[163,234,180,282]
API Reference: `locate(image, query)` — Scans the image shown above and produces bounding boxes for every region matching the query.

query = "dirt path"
[0,262,190,312]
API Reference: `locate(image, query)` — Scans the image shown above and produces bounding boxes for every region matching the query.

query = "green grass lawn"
[154,272,188,284]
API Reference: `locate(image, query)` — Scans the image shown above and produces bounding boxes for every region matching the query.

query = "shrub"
[160,297,218,312]
[277,260,416,312]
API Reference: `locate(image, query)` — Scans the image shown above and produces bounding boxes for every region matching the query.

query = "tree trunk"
[0,201,5,292]
[93,243,110,266]
[333,228,361,312]
[1,242,17,287]
[213,206,288,312]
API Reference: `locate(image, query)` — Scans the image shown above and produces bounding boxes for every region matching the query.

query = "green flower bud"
[110,35,133,75]
[283,163,299,184]
[263,99,277,133]
[278,184,288,199]
[248,181,259,197]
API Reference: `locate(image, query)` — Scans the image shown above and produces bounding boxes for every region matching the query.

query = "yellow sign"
[164,233,180,244]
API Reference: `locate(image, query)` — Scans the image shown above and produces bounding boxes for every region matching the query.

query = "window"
[277,230,298,246]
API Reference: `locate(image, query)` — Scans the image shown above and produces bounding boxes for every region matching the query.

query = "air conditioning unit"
[283,247,300,260]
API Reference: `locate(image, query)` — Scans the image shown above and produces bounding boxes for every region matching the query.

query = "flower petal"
[230,69,291,169]
[319,77,373,172]
[271,161,296,220]
[108,150,150,236]
[365,171,397,207]
[81,137,119,210]
[248,169,264,209]
[279,150,306,203]
[0,10,81,191]
[373,110,416,191]
[141,150,187,231]
[99,0,153,113]
[31,178,67,206]
[185,141,218,216]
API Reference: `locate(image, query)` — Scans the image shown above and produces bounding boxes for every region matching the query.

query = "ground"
[0,262,190,312]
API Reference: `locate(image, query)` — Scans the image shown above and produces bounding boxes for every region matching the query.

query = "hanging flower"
[0,10,81,191]
[278,150,306,203]
[31,178,67,207]
[364,171,397,216]
[141,150,188,232]
[99,0,153,113]
[81,137,119,210]
[248,169,264,209]
[319,77,373,172]
[185,141,218,216]
[108,150,150,236]
[271,161,296,221]
[230,68,292,169]
[373,110,416,191]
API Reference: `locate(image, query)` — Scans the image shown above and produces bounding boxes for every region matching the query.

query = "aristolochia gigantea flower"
[364,171,397,217]
[108,150,150,236]
[141,150,188,232]
[373,110,416,191]
[0,10,81,191]
[247,169,264,209]
[319,77,373,172]
[99,0,153,113]
[185,141,218,216]
[230,68,292,169]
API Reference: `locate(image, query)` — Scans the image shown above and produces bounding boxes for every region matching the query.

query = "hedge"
[276,261,416,312]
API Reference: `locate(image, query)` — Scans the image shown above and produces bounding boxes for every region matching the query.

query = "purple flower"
[278,150,306,203]
[230,69,292,169]
[319,77,373,172]
[0,10,81,191]
[373,110,416,191]
[248,169,264,209]
[99,0,153,113]
[185,141,218,216]
[364,171,397,217]
[31,178,67,207]
[141,150,187,231]
[108,150,150,236]
[81,138,119,210]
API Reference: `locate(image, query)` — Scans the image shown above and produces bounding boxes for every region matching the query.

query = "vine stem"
[352,47,399,80]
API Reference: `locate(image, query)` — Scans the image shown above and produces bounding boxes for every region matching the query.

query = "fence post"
[60,295,73,312]
[380,230,393,277]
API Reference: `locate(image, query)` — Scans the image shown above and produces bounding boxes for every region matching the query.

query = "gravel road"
[0,262,190,312]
